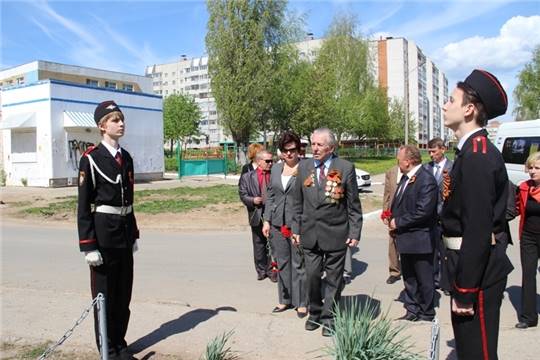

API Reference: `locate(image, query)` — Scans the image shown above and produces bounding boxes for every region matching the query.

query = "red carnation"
[280,225,292,238]
[380,209,392,220]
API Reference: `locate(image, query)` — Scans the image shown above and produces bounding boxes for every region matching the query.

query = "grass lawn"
[352,151,449,175]
[22,185,239,217]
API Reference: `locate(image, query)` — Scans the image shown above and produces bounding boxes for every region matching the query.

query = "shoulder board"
[82,145,96,157]
[472,136,487,154]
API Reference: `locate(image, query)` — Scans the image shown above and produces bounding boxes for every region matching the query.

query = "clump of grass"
[23,198,77,217]
[323,298,421,360]
[201,330,238,360]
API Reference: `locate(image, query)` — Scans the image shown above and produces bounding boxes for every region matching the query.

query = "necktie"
[115,152,123,167]
[261,172,269,203]
[395,174,409,201]
[434,164,441,181]
[318,162,326,187]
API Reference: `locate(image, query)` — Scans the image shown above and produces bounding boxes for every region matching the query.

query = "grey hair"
[255,149,271,160]
[311,128,337,148]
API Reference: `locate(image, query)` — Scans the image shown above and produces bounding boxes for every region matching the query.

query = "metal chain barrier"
[38,293,107,360]
[427,317,440,360]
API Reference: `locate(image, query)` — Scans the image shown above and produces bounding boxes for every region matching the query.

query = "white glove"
[133,240,139,254]
[85,250,103,266]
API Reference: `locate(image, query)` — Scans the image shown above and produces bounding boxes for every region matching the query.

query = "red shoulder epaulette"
[82,145,96,157]
[472,136,487,154]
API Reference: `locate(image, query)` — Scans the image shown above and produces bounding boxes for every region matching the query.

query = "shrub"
[201,330,238,360]
[323,298,421,360]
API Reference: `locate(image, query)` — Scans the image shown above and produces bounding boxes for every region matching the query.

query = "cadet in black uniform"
[78,100,139,360]
[440,70,513,360]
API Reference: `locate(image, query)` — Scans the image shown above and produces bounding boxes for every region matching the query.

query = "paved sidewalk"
[1,217,538,359]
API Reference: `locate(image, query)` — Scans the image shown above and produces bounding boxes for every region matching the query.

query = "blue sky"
[2,0,539,119]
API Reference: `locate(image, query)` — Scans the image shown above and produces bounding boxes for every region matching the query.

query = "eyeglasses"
[264,159,273,163]
[282,147,298,154]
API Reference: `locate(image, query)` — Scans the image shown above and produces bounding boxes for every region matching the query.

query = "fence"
[176,144,237,178]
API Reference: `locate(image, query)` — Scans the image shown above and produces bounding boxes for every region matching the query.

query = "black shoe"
[296,310,308,319]
[272,304,293,313]
[343,273,352,285]
[305,318,321,331]
[515,321,538,329]
[386,275,401,284]
[396,313,418,322]
[322,326,333,337]
[257,273,267,281]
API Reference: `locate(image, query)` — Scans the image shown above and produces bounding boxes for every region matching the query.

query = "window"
[122,84,133,92]
[172,72,175,76]
[164,73,168,77]
[105,81,116,89]
[86,79,98,87]
[16,77,24,85]
[209,110,217,116]
[502,137,540,165]
[172,80,176,85]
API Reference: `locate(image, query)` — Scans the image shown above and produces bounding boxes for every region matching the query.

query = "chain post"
[428,317,440,360]
[96,293,109,360]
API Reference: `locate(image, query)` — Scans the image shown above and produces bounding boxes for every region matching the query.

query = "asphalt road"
[1,214,539,359]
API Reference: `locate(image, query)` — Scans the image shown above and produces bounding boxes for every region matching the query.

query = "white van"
[494,119,540,185]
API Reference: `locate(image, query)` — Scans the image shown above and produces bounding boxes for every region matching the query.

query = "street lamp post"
[405,58,426,145]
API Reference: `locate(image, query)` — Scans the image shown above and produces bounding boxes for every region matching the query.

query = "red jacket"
[517,180,535,239]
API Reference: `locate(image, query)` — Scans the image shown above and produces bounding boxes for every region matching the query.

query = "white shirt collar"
[434,157,447,170]
[101,141,121,158]
[457,128,483,150]
[406,164,422,179]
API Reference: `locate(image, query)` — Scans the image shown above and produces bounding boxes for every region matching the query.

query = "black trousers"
[251,224,271,277]
[433,225,450,290]
[304,246,347,324]
[452,276,507,360]
[400,252,435,318]
[519,230,540,325]
[90,247,133,352]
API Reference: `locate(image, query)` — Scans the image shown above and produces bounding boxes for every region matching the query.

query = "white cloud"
[436,15,540,73]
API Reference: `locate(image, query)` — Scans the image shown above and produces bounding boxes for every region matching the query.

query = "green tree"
[163,94,201,154]
[514,45,540,121]
[206,0,291,152]
[386,97,417,144]
[311,14,379,143]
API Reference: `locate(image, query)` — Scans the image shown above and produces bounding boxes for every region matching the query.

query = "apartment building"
[146,35,448,148]
[145,56,229,147]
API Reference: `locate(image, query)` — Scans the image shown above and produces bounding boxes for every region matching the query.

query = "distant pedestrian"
[382,164,403,285]
[515,151,540,329]
[424,137,453,294]
[239,149,276,282]
[77,100,139,360]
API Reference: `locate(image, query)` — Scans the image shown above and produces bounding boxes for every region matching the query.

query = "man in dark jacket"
[389,145,438,321]
[291,128,363,337]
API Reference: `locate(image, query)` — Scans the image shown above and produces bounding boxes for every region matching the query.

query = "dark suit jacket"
[239,170,265,226]
[423,157,453,215]
[391,166,438,254]
[263,162,297,227]
[291,157,363,251]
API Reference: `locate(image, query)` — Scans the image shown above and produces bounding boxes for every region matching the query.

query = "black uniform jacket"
[77,143,139,252]
[441,129,513,304]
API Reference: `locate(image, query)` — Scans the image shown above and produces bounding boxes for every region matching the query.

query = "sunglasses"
[282,147,298,154]
[263,159,274,163]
